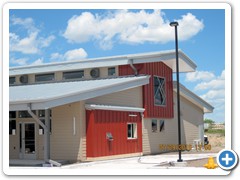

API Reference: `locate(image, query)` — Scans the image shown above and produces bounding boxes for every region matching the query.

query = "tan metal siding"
[50,102,84,161]
[142,92,204,155]
[142,118,177,154]
[180,94,204,145]
[86,87,143,107]
[55,71,63,81]
[9,134,19,159]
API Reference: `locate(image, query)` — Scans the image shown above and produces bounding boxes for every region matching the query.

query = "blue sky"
[9,9,225,122]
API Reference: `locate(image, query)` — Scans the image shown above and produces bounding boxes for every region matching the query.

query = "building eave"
[85,104,145,113]
[9,50,196,76]
[173,82,214,113]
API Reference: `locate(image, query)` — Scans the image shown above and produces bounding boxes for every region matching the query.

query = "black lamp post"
[170,21,183,162]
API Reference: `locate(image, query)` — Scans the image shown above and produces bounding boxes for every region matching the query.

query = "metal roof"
[85,104,145,112]
[9,50,197,76]
[10,76,150,111]
[173,82,214,113]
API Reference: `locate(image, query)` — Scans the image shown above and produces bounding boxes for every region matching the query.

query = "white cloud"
[31,58,44,65]
[194,70,225,122]
[10,17,55,54]
[200,89,225,100]
[185,71,215,82]
[10,16,37,33]
[10,57,29,66]
[50,53,63,60]
[194,70,224,91]
[50,48,88,61]
[10,32,39,54]
[195,78,224,91]
[39,35,55,48]
[64,48,88,61]
[63,10,204,49]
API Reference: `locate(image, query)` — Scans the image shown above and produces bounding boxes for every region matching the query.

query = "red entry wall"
[86,110,142,158]
[119,62,173,118]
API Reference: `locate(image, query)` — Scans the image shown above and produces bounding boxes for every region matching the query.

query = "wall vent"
[90,68,100,78]
[19,75,28,84]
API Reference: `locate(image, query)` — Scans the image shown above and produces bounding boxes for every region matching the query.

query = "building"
[9,50,214,163]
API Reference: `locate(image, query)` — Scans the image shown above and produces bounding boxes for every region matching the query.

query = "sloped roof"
[10,76,150,111]
[9,50,197,76]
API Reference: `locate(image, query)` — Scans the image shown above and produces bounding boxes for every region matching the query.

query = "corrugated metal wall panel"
[86,110,142,158]
[119,62,174,118]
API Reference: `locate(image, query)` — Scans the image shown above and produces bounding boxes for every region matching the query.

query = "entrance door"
[19,123,36,159]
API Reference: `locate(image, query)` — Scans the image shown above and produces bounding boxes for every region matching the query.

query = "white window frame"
[154,76,166,106]
[37,110,52,135]
[127,123,137,139]
[62,70,84,80]
[159,120,165,132]
[152,119,157,133]
[108,67,116,76]
[9,77,16,85]
[35,73,55,82]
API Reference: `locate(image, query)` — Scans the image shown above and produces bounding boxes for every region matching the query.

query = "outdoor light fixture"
[170,21,183,162]
[170,21,179,27]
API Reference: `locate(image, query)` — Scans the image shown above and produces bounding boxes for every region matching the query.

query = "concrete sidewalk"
[61,153,217,169]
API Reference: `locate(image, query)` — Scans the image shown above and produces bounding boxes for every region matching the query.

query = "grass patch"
[206,129,225,136]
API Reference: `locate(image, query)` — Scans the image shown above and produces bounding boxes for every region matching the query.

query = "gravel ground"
[187,157,217,167]
[186,133,224,167]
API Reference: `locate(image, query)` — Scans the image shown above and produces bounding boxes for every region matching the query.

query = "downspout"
[129,59,138,76]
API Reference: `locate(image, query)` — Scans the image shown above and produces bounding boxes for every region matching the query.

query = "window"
[9,120,16,135]
[154,76,166,106]
[127,123,137,139]
[35,73,54,82]
[38,110,52,134]
[152,119,157,132]
[9,111,16,135]
[9,111,16,118]
[159,120,165,132]
[9,77,16,85]
[19,110,36,118]
[63,70,84,80]
[108,67,116,76]
[38,110,45,118]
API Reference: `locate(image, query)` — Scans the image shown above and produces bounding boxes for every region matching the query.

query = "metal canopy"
[9,76,150,111]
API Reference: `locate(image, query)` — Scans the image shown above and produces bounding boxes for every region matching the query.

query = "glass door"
[19,123,36,159]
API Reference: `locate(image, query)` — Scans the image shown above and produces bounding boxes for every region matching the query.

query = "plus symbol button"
[222,153,233,165]
[217,149,238,170]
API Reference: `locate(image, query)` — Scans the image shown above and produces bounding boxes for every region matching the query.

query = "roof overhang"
[85,104,145,113]
[10,76,150,111]
[9,50,196,76]
[173,82,214,113]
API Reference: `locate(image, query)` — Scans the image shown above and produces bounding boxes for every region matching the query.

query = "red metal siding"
[86,110,142,158]
[119,62,173,118]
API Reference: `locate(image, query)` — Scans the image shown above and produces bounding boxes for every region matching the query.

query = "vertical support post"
[44,109,50,162]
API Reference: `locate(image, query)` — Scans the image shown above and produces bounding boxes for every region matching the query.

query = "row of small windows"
[9,110,51,119]
[9,110,52,135]
[9,67,116,84]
